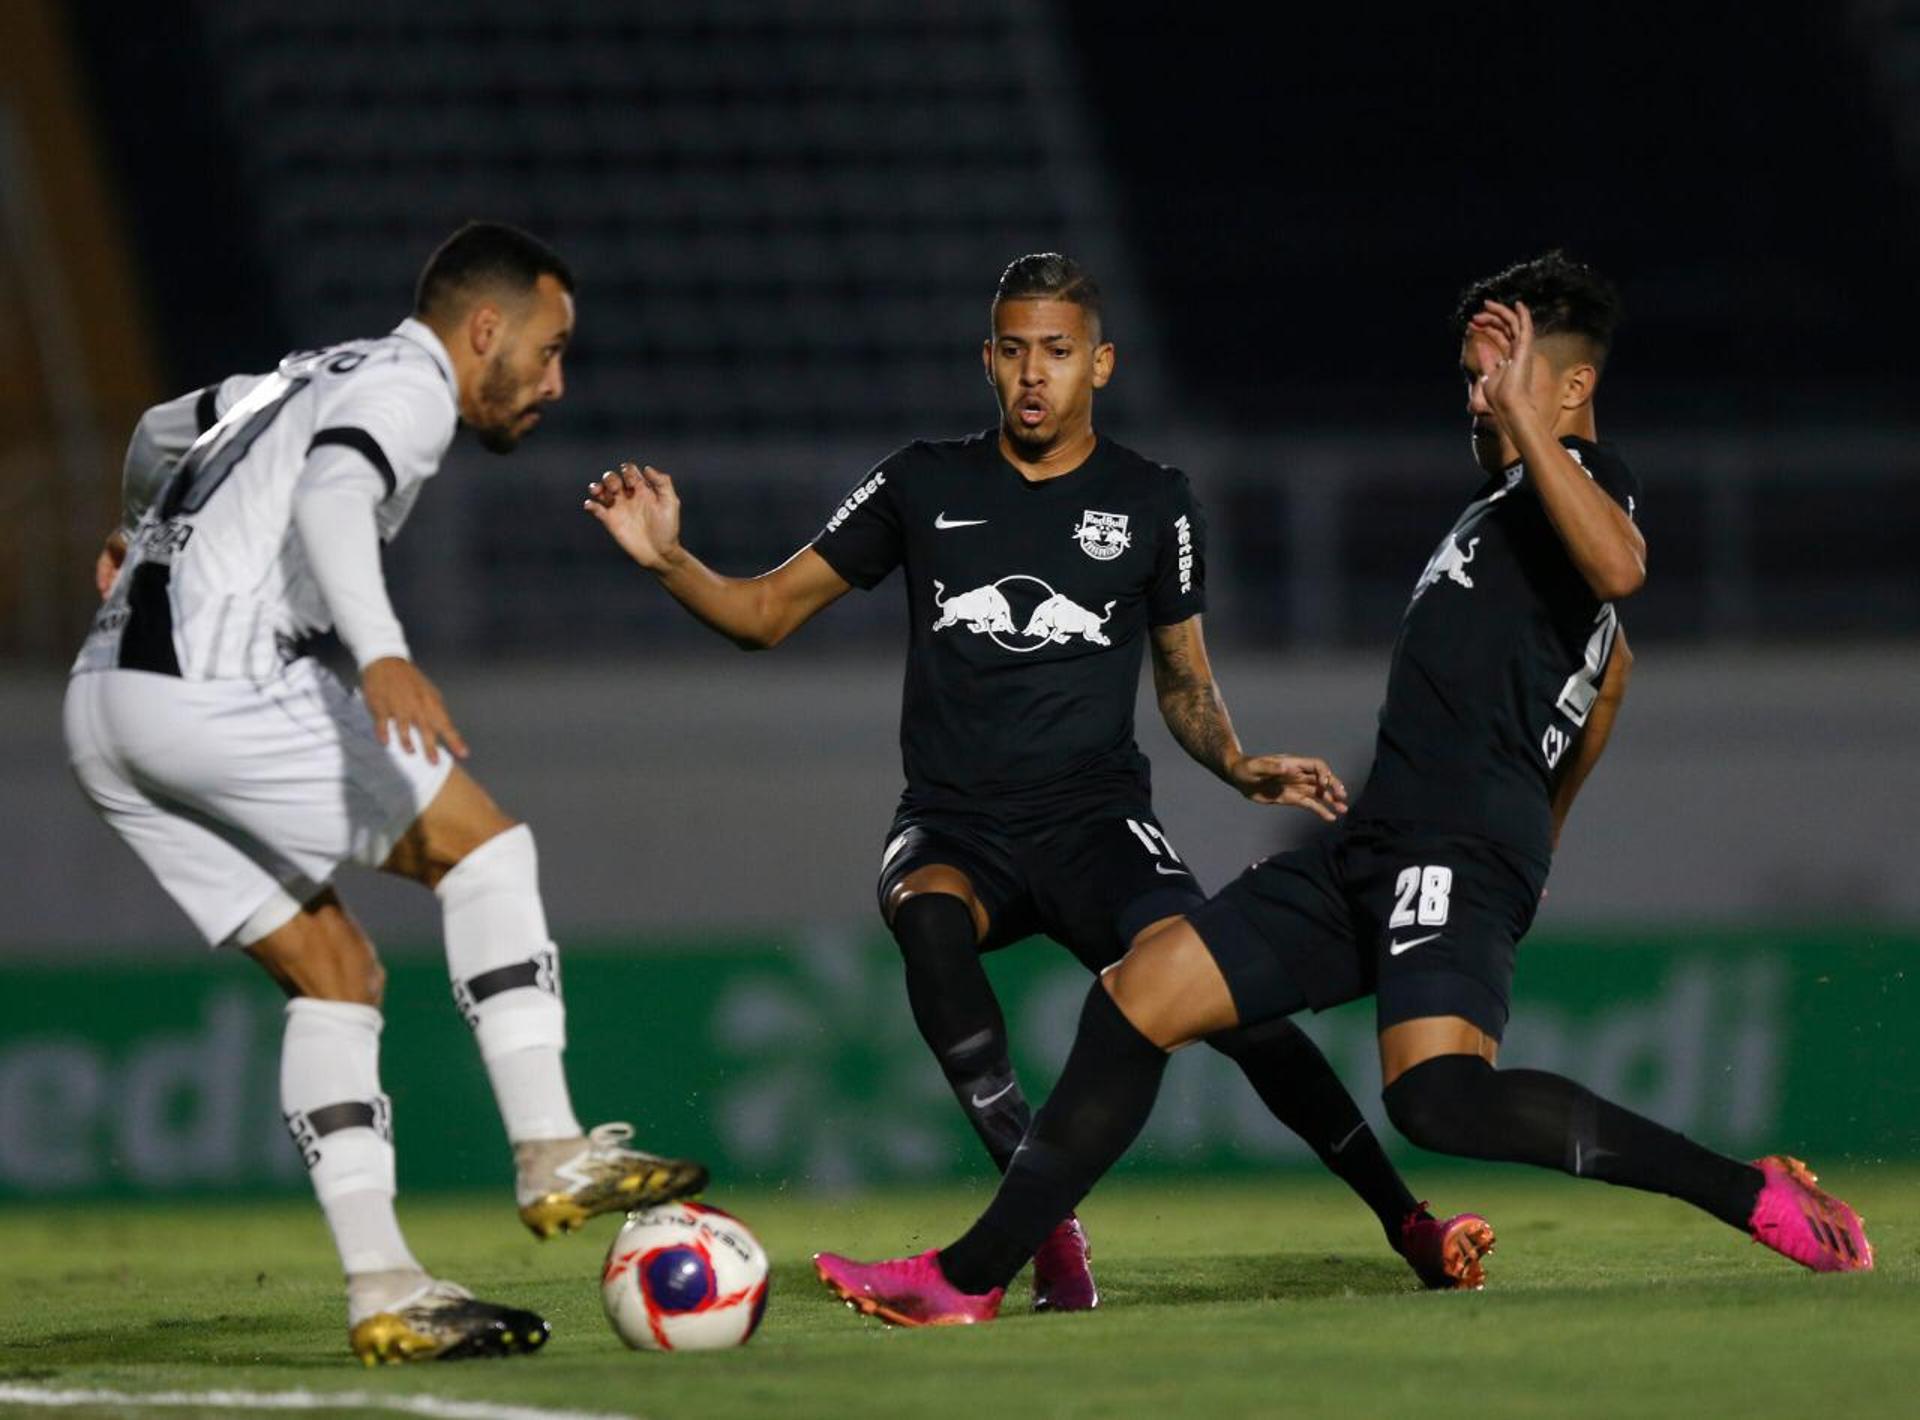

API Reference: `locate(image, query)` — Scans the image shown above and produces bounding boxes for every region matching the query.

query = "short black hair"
[414,221,574,320]
[993,252,1104,337]
[1453,250,1621,367]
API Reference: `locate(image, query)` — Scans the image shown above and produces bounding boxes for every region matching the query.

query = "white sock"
[281,999,422,1282]
[437,825,582,1144]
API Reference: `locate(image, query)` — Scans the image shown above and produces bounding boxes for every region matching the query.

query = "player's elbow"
[1587,558,1645,603]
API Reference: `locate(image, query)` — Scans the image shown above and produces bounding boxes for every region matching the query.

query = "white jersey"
[75,318,458,681]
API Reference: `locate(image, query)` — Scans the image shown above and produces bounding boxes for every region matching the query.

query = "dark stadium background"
[1,1,1913,1203]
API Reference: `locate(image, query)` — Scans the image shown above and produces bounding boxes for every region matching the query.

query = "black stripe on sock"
[465,959,543,1004]
[305,1100,379,1136]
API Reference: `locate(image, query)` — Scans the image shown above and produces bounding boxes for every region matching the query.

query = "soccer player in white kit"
[66,222,707,1364]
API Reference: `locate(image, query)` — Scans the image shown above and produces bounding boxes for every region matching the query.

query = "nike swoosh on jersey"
[1388,932,1443,955]
[970,1080,1017,1109]
[934,513,988,529]
[1154,862,1190,877]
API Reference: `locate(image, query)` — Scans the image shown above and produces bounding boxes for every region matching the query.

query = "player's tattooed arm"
[1150,617,1349,821]
[584,461,850,649]
[1550,627,1633,852]
[1470,300,1646,601]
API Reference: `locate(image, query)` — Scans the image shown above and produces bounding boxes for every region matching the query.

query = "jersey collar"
[392,317,458,397]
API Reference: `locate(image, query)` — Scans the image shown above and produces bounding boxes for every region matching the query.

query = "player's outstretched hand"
[1231,753,1349,821]
[584,461,683,571]
[94,530,128,601]
[362,657,469,765]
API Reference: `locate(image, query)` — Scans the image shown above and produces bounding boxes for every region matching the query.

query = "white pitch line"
[0,1383,639,1420]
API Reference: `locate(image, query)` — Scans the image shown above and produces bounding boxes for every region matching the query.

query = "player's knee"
[1381,1053,1491,1155]
[259,938,384,1006]
[886,874,985,942]
[1100,926,1232,1050]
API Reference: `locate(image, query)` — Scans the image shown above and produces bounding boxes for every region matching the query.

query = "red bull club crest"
[1071,510,1131,561]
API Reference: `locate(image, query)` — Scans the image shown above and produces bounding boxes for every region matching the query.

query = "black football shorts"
[876,805,1208,971]
[1187,821,1549,1041]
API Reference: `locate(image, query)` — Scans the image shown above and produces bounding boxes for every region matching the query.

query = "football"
[601,1201,771,1352]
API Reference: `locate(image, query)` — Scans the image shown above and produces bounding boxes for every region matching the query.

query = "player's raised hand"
[584,460,683,571]
[1469,299,1543,427]
[1230,753,1349,820]
[361,656,469,765]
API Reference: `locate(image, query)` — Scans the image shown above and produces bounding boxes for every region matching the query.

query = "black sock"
[1209,1017,1419,1243]
[939,984,1168,1294]
[1382,1054,1764,1230]
[891,894,1031,1171]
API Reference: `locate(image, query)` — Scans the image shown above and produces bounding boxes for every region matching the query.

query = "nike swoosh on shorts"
[1389,932,1443,955]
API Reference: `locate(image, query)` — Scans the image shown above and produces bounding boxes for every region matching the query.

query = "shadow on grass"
[1085,1252,1414,1309]
[8,1311,335,1370]
[777,1251,1417,1318]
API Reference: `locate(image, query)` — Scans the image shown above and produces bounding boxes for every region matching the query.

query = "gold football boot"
[348,1279,549,1365]
[516,1121,708,1239]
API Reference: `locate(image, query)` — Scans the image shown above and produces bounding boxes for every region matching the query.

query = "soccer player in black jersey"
[588,254,1490,1305]
[814,251,1874,1327]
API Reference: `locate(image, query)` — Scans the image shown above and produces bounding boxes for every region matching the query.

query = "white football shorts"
[63,659,454,947]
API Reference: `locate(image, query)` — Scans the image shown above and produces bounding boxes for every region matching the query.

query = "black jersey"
[1352,436,1640,863]
[812,429,1205,825]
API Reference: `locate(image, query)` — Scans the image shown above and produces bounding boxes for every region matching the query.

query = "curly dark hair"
[993,252,1103,337]
[1453,250,1622,366]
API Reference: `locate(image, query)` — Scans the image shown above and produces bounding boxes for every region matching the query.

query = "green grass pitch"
[3,1166,1914,1419]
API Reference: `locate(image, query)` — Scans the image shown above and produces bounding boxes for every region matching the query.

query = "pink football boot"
[1398,1204,1497,1290]
[814,1249,1005,1327]
[1748,1155,1873,1272]
[1031,1215,1099,1312]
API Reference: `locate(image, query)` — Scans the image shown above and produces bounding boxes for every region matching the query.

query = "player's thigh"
[1182,833,1357,1028]
[243,887,385,1005]
[67,681,317,949]
[1358,832,1546,1057]
[1028,810,1206,973]
[380,765,519,889]
[1100,919,1239,1049]
[877,818,1026,946]
[1378,1016,1500,1086]
[88,661,451,892]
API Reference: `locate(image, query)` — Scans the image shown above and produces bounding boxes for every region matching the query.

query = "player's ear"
[469,301,505,357]
[1559,360,1598,413]
[1092,341,1116,390]
[981,338,995,384]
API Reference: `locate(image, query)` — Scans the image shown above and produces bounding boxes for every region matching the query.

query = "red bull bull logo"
[932,576,1117,653]
[1413,534,1480,600]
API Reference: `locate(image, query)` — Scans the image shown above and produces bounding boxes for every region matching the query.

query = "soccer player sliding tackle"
[812,251,1873,1326]
[588,253,1491,1304]
[69,224,706,1363]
